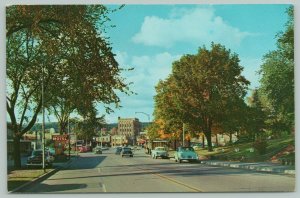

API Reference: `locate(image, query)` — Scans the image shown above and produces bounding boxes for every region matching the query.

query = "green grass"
[8,168,53,192]
[194,136,295,162]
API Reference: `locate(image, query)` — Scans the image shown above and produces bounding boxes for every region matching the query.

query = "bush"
[253,139,268,154]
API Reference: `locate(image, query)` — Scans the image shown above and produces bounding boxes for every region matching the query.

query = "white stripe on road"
[102,184,107,192]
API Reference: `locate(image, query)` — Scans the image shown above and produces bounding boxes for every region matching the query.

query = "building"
[111,135,128,147]
[117,117,141,136]
[96,135,111,147]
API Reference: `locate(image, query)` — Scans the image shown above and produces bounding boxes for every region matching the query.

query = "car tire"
[155,156,157,159]
[179,159,182,163]
[121,155,123,157]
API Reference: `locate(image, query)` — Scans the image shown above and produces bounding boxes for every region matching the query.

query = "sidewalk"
[169,158,295,175]
[9,155,78,193]
[201,160,295,175]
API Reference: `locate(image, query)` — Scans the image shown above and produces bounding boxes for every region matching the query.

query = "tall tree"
[153,78,184,141]
[6,5,131,168]
[172,43,249,151]
[259,6,294,134]
[246,89,266,140]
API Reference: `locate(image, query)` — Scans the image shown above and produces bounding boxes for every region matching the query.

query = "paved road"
[23,148,295,193]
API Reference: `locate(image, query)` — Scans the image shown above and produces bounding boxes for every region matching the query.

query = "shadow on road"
[23,183,87,193]
[62,155,107,170]
[48,165,253,181]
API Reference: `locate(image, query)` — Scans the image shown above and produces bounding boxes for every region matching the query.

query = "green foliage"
[145,122,162,141]
[252,139,268,155]
[172,43,249,151]
[6,5,131,168]
[152,43,249,152]
[244,89,267,140]
[259,6,294,134]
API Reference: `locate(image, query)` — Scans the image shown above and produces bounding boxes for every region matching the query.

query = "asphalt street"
[22,148,295,193]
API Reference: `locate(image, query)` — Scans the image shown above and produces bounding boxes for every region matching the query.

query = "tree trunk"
[206,134,213,151]
[13,136,21,169]
[60,121,67,134]
[202,135,205,148]
[229,133,232,143]
[215,134,218,146]
[174,139,177,150]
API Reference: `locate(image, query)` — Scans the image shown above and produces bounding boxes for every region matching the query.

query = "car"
[174,147,198,163]
[79,146,87,153]
[94,146,102,154]
[46,147,56,155]
[27,149,54,167]
[115,147,122,155]
[151,147,169,159]
[100,146,109,151]
[121,147,133,157]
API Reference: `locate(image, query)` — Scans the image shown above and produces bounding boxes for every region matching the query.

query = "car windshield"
[180,147,194,152]
[155,147,166,151]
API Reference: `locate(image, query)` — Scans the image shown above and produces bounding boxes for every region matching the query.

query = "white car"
[151,147,169,159]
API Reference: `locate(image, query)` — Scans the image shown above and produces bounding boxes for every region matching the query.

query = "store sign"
[52,135,69,142]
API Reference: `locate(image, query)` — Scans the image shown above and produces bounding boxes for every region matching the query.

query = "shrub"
[253,139,268,154]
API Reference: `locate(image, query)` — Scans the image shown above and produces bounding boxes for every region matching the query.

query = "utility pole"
[42,65,46,173]
[182,123,185,147]
[68,117,71,159]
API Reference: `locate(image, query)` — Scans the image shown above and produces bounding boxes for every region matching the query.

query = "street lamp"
[135,112,150,122]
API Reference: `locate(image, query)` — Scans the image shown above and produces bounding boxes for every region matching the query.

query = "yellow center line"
[103,153,204,192]
[135,166,204,192]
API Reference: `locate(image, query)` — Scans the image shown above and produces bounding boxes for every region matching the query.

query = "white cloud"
[132,7,252,48]
[103,51,180,122]
[130,52,180,94]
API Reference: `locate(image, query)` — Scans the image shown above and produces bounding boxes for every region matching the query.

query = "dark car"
[94,146,102,154]
[27,149,54,168]
[121,147,133,157]
[115,147,122,155]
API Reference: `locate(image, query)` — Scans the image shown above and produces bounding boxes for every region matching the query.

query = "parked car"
[101,146,109,151]
[94,146,102,154]
[151,147,169,159]
[46,147,56,155]
[174,147,198,163]
[115,147,122,155]
[27,149,54,168]
[79,146,87,153]
[121,147,133,157]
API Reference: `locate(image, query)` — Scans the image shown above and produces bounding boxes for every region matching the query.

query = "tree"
[6,5,131,168]
[259,6,294,134]
[153,78,184,141]
[171,43,249,151]
[245,89,266,140]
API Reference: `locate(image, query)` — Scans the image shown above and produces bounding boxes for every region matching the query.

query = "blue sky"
[98,4,290,123]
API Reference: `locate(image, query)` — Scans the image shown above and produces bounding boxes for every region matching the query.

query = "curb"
[9,168,58,193]
[201,161,296,175]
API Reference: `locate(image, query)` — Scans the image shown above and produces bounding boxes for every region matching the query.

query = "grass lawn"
[200,136,294,162]
[169,136,294,163]
[8,168,54,192]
